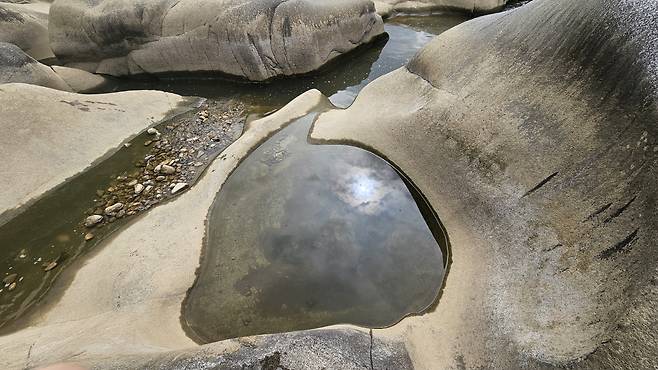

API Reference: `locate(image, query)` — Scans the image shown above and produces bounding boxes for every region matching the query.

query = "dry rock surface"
[49,0,385,80]
[0,1,53,60]
[0,42,111,92]
[0,42,71,90]
[373,0,508,16]
[50,65,111,93]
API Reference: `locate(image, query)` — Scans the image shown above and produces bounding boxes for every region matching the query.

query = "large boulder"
[311,0,658,368]
[48,0,384,81]
[0,83,196,221]
[0,1,53,60]
[0,42,70,90]
[373,0,508,16]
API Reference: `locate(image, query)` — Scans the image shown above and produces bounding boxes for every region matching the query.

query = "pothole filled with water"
[182,113,448,342]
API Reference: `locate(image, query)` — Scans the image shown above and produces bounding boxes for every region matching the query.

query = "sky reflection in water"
[183,15,468,343]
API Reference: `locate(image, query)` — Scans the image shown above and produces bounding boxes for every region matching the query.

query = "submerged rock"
[2,273,17,285]
[312,0,658,368]
[84,215,103,227]
[0,1,53,60]
[49,0,384,81]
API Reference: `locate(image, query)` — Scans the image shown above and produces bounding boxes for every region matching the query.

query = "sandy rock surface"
[0,83,195,222]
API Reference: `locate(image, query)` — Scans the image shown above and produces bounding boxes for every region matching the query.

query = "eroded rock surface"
[89,329,413,369]
[312,0,658,368]
[0,1,53,60]
[373,0,507,17]
[49,0,384,80]
[0,42,70,90]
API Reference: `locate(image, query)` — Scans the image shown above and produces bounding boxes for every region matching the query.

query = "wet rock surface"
[49,0,384,80]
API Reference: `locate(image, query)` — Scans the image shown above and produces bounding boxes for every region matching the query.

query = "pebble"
[128,179,138,187]
[104,203,124,215]
[144,140,153,146]
[159,164,176,174]
[171,183,188,194]
[85,215,103,227]
[43,261,57,272]
[7,282,16,291]
[147,128,160,135]
[18,249,27,258]
[3,273,17,285]
[84,233,95,241]
[134,183,145,194]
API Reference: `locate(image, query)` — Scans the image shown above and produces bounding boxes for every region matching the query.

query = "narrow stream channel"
[0,14,467,335]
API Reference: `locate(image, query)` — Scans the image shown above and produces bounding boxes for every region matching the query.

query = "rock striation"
[373,0,508,17]
[49,0,384,80]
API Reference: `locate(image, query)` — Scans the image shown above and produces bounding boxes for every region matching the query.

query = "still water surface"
[182,15,467,342]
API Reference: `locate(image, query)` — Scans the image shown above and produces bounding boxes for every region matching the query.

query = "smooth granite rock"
[0,42,70,90]
[0,1,53,60]
[311,0,658,368]
[373,0,508,16]
[49,0,384,81]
